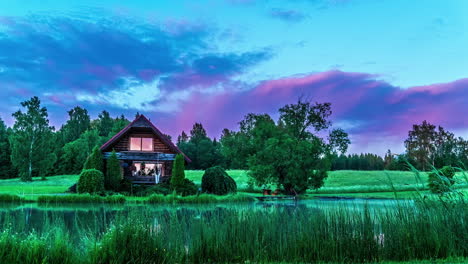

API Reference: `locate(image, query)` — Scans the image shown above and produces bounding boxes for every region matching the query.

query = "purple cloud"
[158,71,468,154]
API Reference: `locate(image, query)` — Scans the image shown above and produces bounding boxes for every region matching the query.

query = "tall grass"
[0,198,466,263]
[37,194,126,204]
[147,193,256,204]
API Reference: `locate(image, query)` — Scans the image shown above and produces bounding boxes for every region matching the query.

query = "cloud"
[162,70,468,154]
[0,14,270,114]
[269,8,307,22]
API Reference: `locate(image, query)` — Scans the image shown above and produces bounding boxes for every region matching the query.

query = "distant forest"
[0,96,467,180]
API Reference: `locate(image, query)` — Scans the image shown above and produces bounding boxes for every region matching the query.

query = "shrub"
[170,154,185,189]
[106,150,121,191]
[134,182,171,196]
[201,166,237,195]
[0,193,24,203]
[177,178,198,196]
[83,146,103,172]
[428,166,456,193]
[77,169,105,194]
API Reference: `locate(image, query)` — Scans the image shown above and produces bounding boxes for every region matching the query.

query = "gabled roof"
[100,114,191,162]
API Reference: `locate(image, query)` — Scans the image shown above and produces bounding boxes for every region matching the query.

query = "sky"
[1,0,468,154]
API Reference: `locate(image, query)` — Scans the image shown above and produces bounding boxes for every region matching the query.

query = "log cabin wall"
[105,131,174,153]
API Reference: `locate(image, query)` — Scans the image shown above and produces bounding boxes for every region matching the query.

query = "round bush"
[77,169,105,194]
[428,166,456,194]
[201,166,237,195]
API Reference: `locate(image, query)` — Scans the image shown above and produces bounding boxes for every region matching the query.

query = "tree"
[84,146,104,173]
[246,99,338,194]
[61,106,91,143]
[328,128,351,155]
[9,97,56,181]
[405,121,437,171]
[177,123,224,169]
[177,131,189,144]
[0,118,15,179]
[106,150,121,191]
[95,110,114,137]
[58,130,105,175]
[109,115,130,138]
[171,154,185,189]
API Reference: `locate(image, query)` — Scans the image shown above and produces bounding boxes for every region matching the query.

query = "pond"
[0,198,406,238]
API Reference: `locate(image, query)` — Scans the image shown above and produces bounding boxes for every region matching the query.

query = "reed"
[37,194,126,204]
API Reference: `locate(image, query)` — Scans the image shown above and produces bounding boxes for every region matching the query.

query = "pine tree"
[171,154,185,189]
[84,146,103,173]
[106,150,121,191]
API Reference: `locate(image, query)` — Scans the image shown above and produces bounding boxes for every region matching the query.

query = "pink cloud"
[153,70,468,154]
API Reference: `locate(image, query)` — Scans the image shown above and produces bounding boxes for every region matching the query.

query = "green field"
[0,170,467,200]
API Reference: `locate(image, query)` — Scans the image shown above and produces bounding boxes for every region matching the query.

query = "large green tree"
[0,118,15,179]
[61,106,91,143]
[9,97,56,181]
[244,99,347,194]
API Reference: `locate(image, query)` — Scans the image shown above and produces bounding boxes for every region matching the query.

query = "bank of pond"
[0,197,466,264]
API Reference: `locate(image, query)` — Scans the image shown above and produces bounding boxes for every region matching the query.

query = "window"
[130,137,153,151]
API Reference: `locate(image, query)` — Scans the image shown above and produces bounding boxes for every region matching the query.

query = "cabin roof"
[100,114,191,162]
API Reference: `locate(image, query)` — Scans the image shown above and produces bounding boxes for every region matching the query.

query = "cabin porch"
[103,152,174,185]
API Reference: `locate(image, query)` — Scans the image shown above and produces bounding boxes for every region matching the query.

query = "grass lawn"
[0,175,79,200]
[0,170,466,200]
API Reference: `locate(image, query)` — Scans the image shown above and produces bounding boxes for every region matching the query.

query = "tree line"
[0,96,131,180]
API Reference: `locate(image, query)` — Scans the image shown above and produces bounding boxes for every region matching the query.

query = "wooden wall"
[104,132,174,153]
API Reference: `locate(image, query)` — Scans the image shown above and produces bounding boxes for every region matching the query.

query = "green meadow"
[1,170,467,200]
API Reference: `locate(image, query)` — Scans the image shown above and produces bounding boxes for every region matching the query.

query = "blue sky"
[1,0,467,154]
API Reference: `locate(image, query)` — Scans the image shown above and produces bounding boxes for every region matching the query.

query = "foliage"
[0,193,25,202]
[9,96,56,181]
[77,169,104,194]
[201,166,237,195]
[328,128,351,155]
[108,114,130,138]
[83,146,103,173]
[92,110,114,137]
[428,166,456,194]
[61,106,91,143]
[240,99,344,193]
[332,153,385,171]
[170,154,186,189]
[59,130,104,174]
[0,118,15,179]
[176,178,198,196]
[177,123,225,170]
[105,150,121,191]
[405,121,468,170]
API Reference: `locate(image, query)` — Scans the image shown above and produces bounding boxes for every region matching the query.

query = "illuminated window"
[130,137,153,151]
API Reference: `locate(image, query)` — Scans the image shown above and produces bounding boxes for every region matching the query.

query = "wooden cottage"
[100,114,190,184]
